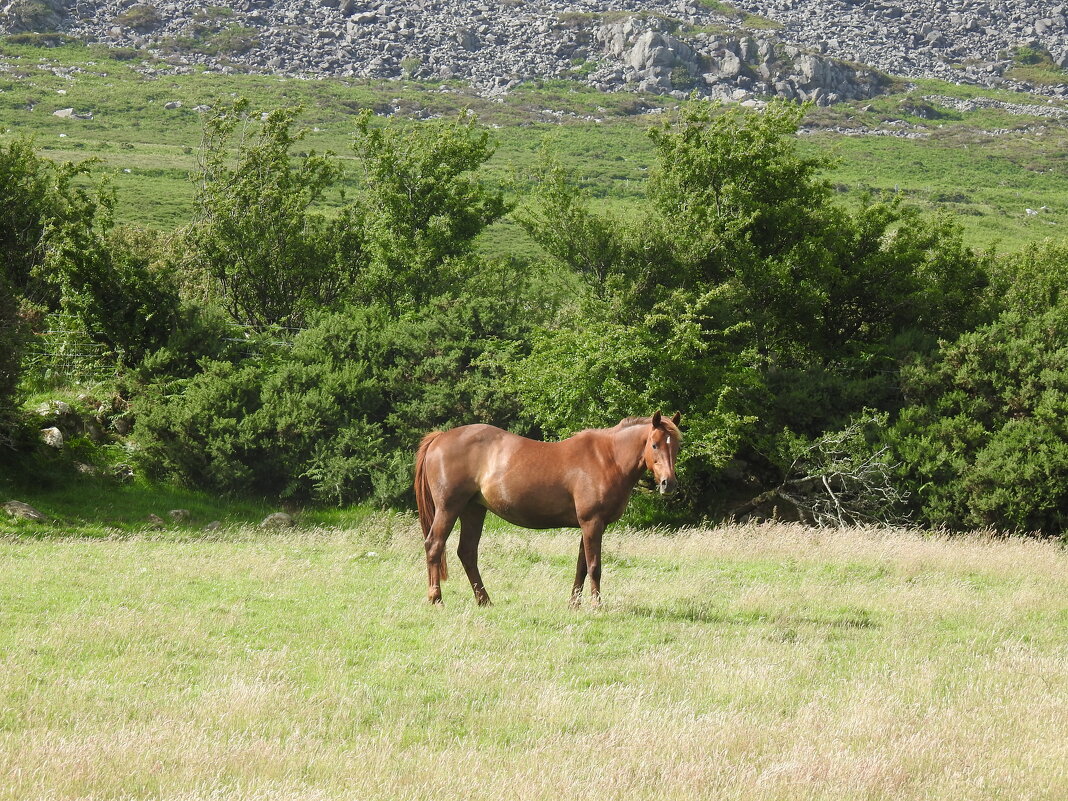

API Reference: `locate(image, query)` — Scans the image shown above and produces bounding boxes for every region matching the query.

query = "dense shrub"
[506,289,758,518]
[0,275,24,441]
[350,109,511,311]
[1,137,115,427]
[0,137,106,310]
[132,302,251,385]
[135,298,528,505]
[10,103,1063,534]
[53,225,181,365]
[886,244,1068,533]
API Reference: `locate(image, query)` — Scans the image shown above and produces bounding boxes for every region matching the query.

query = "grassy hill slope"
[3,39,1067,252]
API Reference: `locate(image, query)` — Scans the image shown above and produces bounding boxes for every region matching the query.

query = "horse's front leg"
[570,536,588,608]
[579,519,605,607]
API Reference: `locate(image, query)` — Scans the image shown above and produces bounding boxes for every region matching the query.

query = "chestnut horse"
[414,412,682,606]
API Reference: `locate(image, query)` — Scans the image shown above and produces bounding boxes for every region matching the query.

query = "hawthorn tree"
[185,101,358,330]
[350,109,511,311]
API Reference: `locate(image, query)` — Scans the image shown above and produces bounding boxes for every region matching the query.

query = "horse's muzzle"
[659,478,678,496]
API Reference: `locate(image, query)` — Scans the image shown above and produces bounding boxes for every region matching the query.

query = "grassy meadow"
[2,39,1068,251]
[1,519,1066,800]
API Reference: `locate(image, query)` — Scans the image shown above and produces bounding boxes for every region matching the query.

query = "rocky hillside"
[2,0,1065,103]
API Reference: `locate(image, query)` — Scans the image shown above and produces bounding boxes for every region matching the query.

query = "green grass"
[0,521,1065,799]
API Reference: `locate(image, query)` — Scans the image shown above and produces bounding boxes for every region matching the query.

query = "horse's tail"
[414,431,447,581]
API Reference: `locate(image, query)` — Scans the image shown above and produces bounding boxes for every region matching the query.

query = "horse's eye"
[652,443,659,450]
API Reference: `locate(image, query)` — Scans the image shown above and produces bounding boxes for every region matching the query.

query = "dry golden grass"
[0,520,1065,800]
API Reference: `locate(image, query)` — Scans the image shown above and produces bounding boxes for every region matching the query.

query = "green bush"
[0,137,104,310]
[350,110,511,311]
[887,244,1068,533]
[0,137,117,423]
[183,102,354,330]
[134,359,274,494]
[134,299,528,505]
[132,303,250,385]
[506,289,759,519]
[0,276,24,440]
[113,4,161,32]
[54,225,181,365]
[2,31,76,46]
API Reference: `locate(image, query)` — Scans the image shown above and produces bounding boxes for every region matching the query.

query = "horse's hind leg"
[458,504,491,606]
[425,509,459,605]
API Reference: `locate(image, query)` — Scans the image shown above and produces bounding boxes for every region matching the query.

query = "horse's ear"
[651,411,662,427]
[671,412,681,427]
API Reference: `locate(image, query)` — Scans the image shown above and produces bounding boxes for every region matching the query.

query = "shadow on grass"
[0,459,281,535]
[2,465,391,536]
[626,600,880,630]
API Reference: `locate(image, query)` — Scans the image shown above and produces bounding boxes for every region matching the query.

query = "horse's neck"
[607,424,648,485]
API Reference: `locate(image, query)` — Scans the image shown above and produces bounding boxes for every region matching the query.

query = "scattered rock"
[146,513,166,529]
[3,501,48,522]
[40,427,64,449]
[36,400,72,417]
[260,512,295,529]
[51,107,92,120]
[112,463,135,482]
[169,509,191,523]
[164,100,182,109]
[6,1,1065,103]
[203,520,222,531]
[85,419,107,444]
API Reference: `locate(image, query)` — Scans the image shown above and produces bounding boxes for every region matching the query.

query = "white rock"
[40,427,64,448]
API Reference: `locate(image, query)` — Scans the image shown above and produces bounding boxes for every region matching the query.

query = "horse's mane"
[616,415,682,437]
[567,415,681,441]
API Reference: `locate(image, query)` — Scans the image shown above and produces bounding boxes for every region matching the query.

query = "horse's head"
[644,411,682,495]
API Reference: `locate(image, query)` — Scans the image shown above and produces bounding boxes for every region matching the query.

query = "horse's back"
[424,424,590,528]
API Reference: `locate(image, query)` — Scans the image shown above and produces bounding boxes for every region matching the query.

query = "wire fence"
[220,322,304,355]
[22,314,119,391]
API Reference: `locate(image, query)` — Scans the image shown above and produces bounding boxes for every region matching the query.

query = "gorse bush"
[887,243,1068,533]
[136,299,529,505]
[54,225,181,365]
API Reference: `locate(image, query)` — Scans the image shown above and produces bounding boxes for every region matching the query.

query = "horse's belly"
[477,487,579,529]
